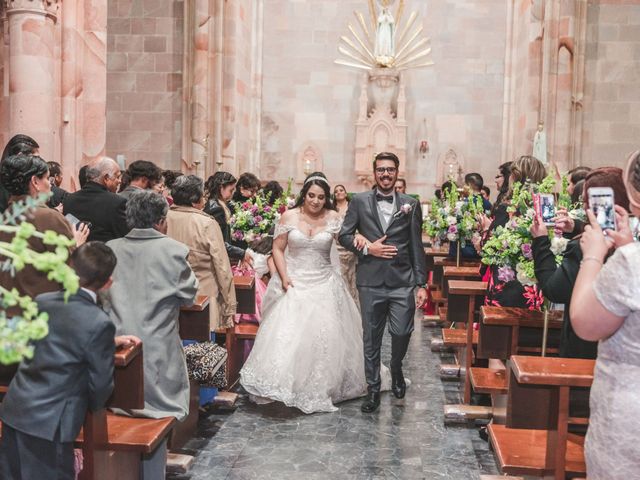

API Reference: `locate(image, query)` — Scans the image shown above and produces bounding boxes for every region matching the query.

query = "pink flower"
[255,215,263,223]
[521,243,533,260]
[233,231,244,240]
[497,266,515,283]
[278,205,287,214]
[264,205,272,212]
[242,202,250,210]
[448,225,458,234]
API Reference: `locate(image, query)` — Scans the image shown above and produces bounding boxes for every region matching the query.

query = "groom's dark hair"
[373,152,400,169]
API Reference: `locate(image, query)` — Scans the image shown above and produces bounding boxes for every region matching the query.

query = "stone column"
[5,0,60,160]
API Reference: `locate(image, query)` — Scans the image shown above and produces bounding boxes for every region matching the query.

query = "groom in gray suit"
[339,152,427,412]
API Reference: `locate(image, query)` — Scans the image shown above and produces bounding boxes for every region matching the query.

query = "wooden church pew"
[488,355,594,479]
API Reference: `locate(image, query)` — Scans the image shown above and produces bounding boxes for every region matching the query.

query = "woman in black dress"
[204,171,252,265]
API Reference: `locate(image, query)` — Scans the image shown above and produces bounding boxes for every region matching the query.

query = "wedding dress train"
[240,219,390,414]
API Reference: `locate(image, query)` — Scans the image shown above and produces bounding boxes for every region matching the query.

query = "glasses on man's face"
[375,167,397,175]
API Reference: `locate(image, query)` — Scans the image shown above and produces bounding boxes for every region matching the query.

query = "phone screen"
[589,189,616,231]
[540,194,555,226]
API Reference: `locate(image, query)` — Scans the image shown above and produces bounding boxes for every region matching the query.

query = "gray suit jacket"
[0,290,115,442]
[104,228,198,421]
[339,190,427,288]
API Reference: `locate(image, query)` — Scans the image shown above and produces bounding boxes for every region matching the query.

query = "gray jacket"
[0,290,115,442]
[339,190,427,288]
[104,228,198,421]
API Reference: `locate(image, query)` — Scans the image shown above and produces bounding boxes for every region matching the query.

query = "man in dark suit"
[63,157,129,242]
[0,242,137,479]
[46,161,68,209]
[339,152,427,413]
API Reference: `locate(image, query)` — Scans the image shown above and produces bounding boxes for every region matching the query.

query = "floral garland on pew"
[230,180,292,244]
[480,175,572,287]
[0,195,79,364]
[422,185,484,248]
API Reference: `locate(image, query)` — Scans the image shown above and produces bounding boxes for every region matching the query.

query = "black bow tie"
[376,193,394,204]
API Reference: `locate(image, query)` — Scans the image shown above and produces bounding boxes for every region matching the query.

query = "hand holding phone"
[588,187,616,232]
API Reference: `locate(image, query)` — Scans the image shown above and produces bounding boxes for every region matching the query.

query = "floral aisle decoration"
[423,185,485,264]
[0,196,79,364]
[230,180,292,244]
[481,175,571,292]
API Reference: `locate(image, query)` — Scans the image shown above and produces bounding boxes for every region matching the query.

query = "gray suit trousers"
[358,286,415,393]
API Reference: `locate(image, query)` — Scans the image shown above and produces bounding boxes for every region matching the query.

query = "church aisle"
[169,320,498,479]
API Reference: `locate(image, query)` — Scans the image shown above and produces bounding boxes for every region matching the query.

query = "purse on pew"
[184,342,228,389]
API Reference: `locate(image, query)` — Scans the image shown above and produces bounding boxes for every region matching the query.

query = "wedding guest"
[63,157,129,242]
[78,164,89,189]
[231,172,260,203]
[484,155,547,310]
[334,184,359,303]
[569,150,640,480]
[46,161,68,209]
[490,161,512,220]
[103,190,198,479]
[395,179,407,194]
[481,186,491,202]
[118,160,163,200]
[0,154,88,298]
[204,171,253,264]
[167,175,237,331]
[162,169,183,205]
[571,179,585,205]
[568,166,591,196]
[0,242,139,480]
[464,172,492,212]
[0,134,39,213]
[531,167,629,359]
[263,180,283,205]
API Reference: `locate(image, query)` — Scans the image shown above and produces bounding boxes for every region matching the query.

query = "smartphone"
[588,187,616,231]
[533,193,556,226]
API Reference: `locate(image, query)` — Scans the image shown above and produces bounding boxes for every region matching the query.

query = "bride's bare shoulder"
[280,208,299,223]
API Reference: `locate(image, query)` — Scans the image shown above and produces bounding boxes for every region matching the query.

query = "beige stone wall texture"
[260,0,508,197]
[582,1,640,169]
[105,0,184,170]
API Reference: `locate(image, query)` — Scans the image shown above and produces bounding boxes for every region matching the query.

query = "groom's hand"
[368,235,398,259]
[416,287,427,308]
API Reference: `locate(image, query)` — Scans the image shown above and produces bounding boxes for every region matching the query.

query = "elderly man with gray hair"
[63,157,128,242]
[102,189,198,479]
[166,175,237,331]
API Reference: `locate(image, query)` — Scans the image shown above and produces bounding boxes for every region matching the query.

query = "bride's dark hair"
[294,171,335,211]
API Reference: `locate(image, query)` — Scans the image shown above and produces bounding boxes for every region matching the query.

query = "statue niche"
[354,70,407,188]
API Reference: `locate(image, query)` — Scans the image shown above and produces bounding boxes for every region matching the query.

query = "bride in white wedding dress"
[240,173,390,414]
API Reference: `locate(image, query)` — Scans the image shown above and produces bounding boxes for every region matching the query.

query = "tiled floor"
[168,319,498,479]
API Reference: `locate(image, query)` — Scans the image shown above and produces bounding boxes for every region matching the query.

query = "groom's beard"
[376,177,396,194]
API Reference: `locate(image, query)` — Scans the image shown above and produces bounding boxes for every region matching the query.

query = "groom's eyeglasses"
[375,167,397,174]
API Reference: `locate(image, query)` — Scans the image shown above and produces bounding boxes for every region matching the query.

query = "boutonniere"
[394,203,413,218]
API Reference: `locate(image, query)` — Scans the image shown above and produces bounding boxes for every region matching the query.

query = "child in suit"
[0,242,139,479]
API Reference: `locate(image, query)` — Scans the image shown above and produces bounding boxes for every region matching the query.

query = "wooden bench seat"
[488,424,585,477]
[76,412,175,454]
[442,328,478,347]
[469,367,507,395]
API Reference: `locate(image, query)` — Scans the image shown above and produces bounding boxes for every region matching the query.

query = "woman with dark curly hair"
[0,134,40,213]
[204,171,253,265]
[0,154,88,297]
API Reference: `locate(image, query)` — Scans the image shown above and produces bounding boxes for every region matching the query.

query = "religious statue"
[374,7,395,65]
[533,122,548,165]
[335,0,433,72]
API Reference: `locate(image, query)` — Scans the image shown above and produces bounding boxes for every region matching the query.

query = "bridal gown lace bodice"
[240,216,388,413]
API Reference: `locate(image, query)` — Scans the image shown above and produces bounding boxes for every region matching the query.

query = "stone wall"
[105,0,184,170]
[260,0,508,197]
[582,0,640,169]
